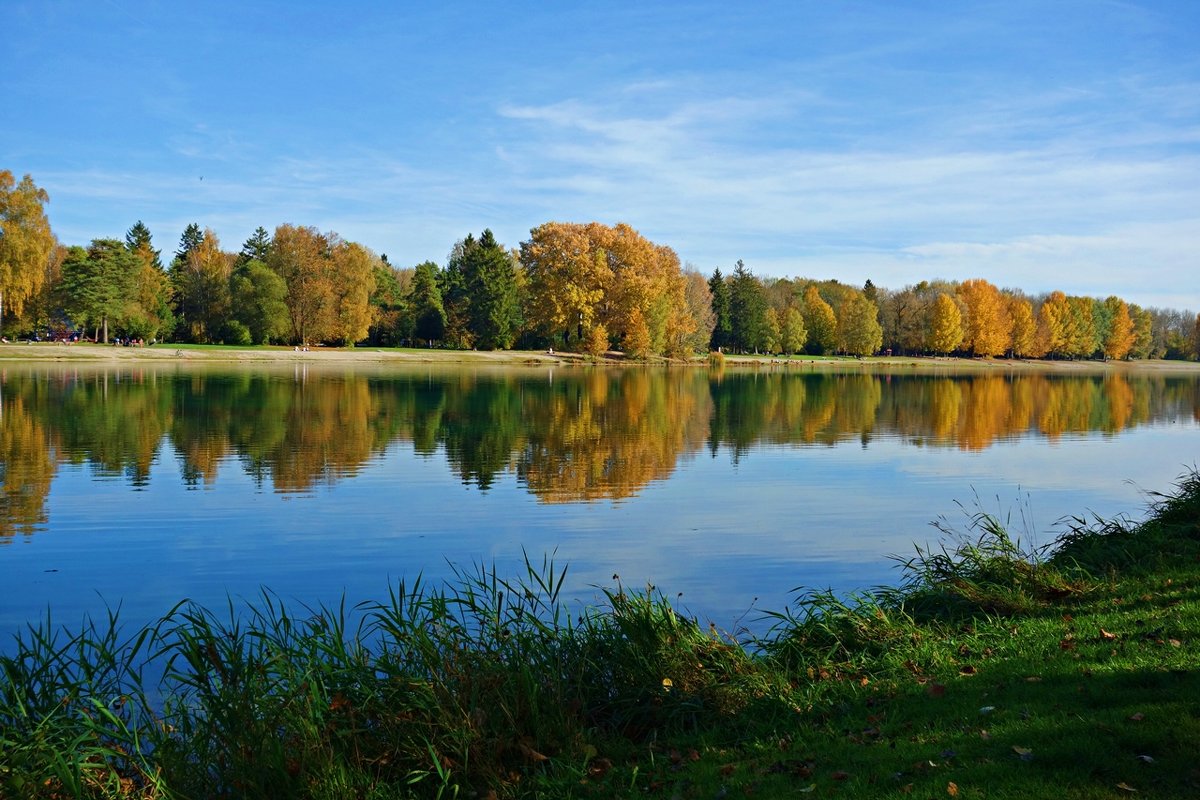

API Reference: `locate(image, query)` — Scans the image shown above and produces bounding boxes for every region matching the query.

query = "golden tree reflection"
[517,369,711,502]
[0,392,56,542]
[0,366,1197,532]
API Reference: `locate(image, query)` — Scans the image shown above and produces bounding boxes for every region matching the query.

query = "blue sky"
[4,1,1198,310]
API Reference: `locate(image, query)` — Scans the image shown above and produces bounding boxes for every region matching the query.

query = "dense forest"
[3,170,1199,360]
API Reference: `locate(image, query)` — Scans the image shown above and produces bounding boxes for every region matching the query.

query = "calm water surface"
[2,363,1198,638]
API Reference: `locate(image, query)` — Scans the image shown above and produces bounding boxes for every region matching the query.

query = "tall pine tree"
[237,227,272,267]
[729,260,766,353]
[465,230,520,350]
[707,267,732,351]
[410,261,446,346]
[169,223,205,339]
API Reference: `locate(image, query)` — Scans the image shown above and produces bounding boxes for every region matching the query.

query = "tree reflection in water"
[1,365,1198,542]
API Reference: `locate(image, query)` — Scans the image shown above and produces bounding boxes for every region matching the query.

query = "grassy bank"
[3,340,1200,373]
[2,475,1198,799]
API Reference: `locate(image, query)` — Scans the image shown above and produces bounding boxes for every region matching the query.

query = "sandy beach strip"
[1,341,1198,373]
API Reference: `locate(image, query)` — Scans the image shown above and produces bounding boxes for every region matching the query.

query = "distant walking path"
[1,341,1199,372]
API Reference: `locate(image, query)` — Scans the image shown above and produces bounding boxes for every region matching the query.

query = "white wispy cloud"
[488,76,1200,309]
[22,1,1200,312]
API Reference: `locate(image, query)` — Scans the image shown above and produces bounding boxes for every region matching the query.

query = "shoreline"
[2,341,1199,373]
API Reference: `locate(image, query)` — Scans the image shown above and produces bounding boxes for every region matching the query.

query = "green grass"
[2,475,1198,799]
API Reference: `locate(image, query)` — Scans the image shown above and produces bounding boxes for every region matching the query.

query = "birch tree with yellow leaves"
[1064,295,1099,358]
[0,171,55,334]
[1101,296,1135,360]
[1037,291,1072,357]
[1006,294,1037,357]
[928,292,964,354]
[836,291,883,356]
[177,229,233,343]
[802,284,837,354]
[957,278,1009,357]
[328,239,378,345]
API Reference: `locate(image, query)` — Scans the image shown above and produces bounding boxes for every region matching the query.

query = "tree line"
[3,169,1198,359]
[719,273,1199,361]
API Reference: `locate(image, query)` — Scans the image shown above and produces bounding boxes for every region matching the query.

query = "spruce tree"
[173,223,204,265]
[124,221,162,270]
[60,239,137,343]
[410,261,446,346]
[708,268,732,351]
[169,223,204,339]
[237,227,272,266]
[441,236,474,348]
[444,230,520,350]
[729,260,767,353]
[465,230,520,350]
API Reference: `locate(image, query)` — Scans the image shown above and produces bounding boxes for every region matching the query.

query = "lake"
[1,362,1198,640]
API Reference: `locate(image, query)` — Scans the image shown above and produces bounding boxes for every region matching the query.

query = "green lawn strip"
[541,573,1198,799]
[530,477,1200,800]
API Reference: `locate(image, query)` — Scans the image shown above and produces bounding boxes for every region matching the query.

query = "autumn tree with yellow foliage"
[836,291,883,356]
[124,221,174,340]
[177,229,233,343]
[263,225,376,345]
[328,239,378,345]
[957,278,1009,357]
[1065,295,1099,358]
[928,293,964,354]
[1036,291,1071,357]
[0,171,55,334]
[1007,295,1037,358]
[268,225,332,345]
[6,168,1195,361]
[520,222,610,346]
[780,307,807,355]
[802,284,837,354]
[519,221,696,357]
[1101,296,1135,360]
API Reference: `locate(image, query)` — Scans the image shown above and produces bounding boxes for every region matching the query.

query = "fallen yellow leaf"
[518,743,549,762]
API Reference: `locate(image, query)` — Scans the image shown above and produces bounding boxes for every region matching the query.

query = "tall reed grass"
[0,555,786,798]
[3,472,1197,799]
